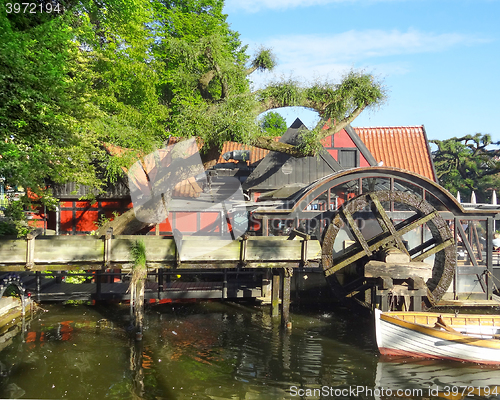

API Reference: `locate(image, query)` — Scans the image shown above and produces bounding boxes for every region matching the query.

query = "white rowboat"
[374,309,500,364]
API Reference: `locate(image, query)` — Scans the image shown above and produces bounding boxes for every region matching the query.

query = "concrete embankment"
[0,296,34,351]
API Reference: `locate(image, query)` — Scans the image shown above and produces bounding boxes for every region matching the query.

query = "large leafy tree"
[431,134,500,204]
[259,111,287,137]
[0,0,165,194]
[0,4,98,198]
[0,0,386,235]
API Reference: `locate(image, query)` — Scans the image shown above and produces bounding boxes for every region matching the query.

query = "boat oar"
[434,316,458,333]
[435,316,500,339]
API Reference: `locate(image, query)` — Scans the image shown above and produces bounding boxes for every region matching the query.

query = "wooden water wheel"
[321,190,456,309]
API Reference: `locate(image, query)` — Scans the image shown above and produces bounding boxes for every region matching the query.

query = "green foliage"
[153,0,252,148]
[0,221,18,236]
[96,211,121,230]
[0,200,30,237]
[64,271,88,284]
[431,134,500,203]
[256,71,385,126]
[258,78,303,108]
[297,127,324,156]
[131,240,147,270]
[251,47,277,71]
[3,285,20,297]
[0,10,100,194]
[259,112,287,137]
[323,71,386,121]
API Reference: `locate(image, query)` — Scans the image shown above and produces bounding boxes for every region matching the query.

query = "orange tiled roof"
[216,139,281,165]
[354,126,436,181]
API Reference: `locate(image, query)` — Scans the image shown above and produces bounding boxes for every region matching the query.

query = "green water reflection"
[1,302,500,400]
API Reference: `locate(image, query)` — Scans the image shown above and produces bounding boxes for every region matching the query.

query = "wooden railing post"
[239,234,248,266]
[25,233,35,270]
[222,269,228,299]
[104,229,113,269]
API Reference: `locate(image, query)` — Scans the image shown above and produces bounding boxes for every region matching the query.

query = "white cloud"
[226,0,401,12]
[266,29,485,63]
[246,29,488,88]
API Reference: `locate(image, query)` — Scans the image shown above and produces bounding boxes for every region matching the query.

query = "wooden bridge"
[0,233,321,271]
[0,233,322,327]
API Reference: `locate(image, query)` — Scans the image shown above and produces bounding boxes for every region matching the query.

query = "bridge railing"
[0,235,322,271]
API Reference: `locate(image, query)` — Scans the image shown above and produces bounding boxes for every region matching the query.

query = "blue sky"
[224,0,499,141]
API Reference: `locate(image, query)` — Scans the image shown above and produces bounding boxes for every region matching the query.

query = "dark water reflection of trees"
[8,302,491,399]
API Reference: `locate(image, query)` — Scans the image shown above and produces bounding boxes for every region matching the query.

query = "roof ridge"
[353,125,424,130]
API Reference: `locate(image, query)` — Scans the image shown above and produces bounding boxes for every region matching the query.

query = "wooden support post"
[261,269,271,298]
[175,242,180,267]
[96,270,102,301]
[262,216,269,236]
[487,217,494,299]
[36,271,41,303]
[271,272,280,318]
[222,269,228,299]
[281,267,292,329]
[300,237,309,267]
[409,277,426,311]
[381,292,389,312]
[454,217,459,299]
[158,269,163,300]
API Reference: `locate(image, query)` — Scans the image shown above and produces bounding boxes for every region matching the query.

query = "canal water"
[1,301,500,400]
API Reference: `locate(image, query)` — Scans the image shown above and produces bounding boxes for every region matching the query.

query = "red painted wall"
[327,149,338,161]
[360,154,370,167]
[333,129,356,148]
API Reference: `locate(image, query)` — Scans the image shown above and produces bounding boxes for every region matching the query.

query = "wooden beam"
[324,211,439,276]
[365,260,432,280]
[456,221,480,269]
[411,238,454,262]
[369,194,409,256]
[281,268,292,328]
[408,238,436,257]
[342,207,372,256]
[271,273,280,318]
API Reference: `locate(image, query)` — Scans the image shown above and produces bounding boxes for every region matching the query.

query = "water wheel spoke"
[393,210,439,237]
[409,238,437,257]
[324,210,440,276]
[369,193,409,256]
[411,238,454,262]
[325,249,369,276]
[342,208,372,257]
